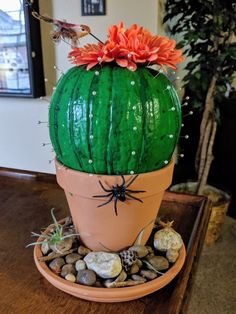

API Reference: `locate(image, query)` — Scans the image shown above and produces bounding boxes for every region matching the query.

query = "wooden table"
[0,172,211,314]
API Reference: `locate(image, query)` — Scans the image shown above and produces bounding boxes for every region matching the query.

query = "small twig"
[38,248,76,262]
[105,279,146,288]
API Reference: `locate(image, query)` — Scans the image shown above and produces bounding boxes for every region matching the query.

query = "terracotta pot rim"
[33,222,186,302]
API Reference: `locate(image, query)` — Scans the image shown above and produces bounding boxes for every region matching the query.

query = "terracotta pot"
[34,225,186,302]
[56,159,174,252]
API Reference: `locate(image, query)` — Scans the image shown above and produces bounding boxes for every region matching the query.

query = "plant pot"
[56,159,174,252]
[170,182,231,245]
[33,219,186,302]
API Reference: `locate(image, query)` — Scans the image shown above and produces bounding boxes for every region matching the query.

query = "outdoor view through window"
[0,0,30,94]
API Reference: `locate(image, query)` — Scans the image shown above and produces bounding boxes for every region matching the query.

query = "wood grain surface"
[0,173,211,314]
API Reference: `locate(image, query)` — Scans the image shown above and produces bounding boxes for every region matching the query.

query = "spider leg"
[126,192,143,203]
[126,189,146,193]
[121,175,125,186]
[114,198,118,216]
[125,174,139,188]
[98,180,111,192]
[97,194,114,208]
[93,192,113,198]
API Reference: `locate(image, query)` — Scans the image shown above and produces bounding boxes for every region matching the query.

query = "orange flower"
[69,22,184,71]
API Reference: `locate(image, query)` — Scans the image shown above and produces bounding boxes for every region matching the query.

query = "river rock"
[154,228,183,252]
[61,263,76,277]
[131,274,144,282]
[145,255,169,271]
[129,263,140,274]
[93,281,103,287]
[166,249,179,263]
[50,238,73,253]
[41,242,50,255]
[76,269,96,286]
[65,273,76,282]
[115,270,127,282]
[78,245,91,256]
[128,245,149,258]
[49,257,65,273]
[84,252,122,279]
[75,259,86,271]
[135,259,143,268]
[140,269,157,280]
[65,253,81,264]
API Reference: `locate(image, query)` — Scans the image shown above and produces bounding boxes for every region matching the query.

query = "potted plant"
[29,9,188,299]
[164,0,235,243]
[48,20,185,252]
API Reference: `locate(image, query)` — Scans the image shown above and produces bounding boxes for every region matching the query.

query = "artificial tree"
[164,0,236,194]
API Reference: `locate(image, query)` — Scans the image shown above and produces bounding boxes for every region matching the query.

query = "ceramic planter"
[56,158,174,252]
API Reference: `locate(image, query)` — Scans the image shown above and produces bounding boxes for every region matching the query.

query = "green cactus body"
[49,65,181,175]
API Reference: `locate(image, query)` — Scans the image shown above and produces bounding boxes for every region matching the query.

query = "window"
[0,0,45,97]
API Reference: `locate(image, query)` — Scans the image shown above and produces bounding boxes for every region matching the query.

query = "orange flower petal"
[116,58,128,67]
[87,62,99,70]
[68,22,184,71]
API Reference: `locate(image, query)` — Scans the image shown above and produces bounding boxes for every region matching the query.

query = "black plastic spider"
[93,175,145,216]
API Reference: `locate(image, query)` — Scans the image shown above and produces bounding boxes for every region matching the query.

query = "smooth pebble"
[166,248,179,263]
[78,245,91,256]
[65,253,81,264]
[84,252,122,279]
[129,245,149,258]
[61,263,76,277]
[129,264,140,274]
[49,257,65,273]
[140,269,157,280]
[41,242,50,255]
[65,273,76,282]
[75,259,87,271]
[154,228,183,251]
[145,255,169,271]
[131,274,145,281]
[76,269,96,286]
[50,238,73,253]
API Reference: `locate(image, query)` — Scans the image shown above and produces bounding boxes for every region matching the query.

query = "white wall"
[0,0,158,174]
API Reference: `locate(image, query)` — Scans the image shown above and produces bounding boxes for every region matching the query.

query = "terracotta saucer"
[33,236,186,302]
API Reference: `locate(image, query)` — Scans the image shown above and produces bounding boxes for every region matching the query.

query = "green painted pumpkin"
[49,65,181,175]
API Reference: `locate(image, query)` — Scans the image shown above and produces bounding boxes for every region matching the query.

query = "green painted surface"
[49,66,181,174]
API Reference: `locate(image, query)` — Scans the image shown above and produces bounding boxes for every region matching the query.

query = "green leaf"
[228,47,236,60]
[25,240,48,248]
[51,208,60,229]
[31,232,50,239]
[62,233,80,240]
[134,219,155,246]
